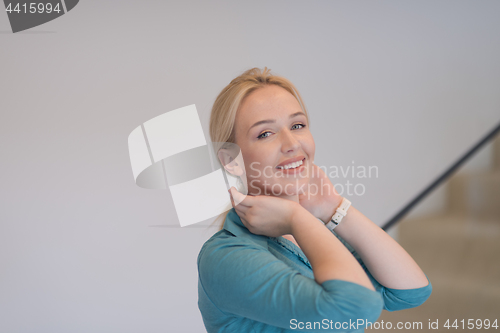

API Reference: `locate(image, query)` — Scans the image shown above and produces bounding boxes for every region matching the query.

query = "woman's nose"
[280,129,300,152]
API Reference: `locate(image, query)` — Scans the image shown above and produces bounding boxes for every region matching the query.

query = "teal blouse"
[198,208,432,332]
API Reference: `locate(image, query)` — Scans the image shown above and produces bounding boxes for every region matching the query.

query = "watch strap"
[325,198,351,231]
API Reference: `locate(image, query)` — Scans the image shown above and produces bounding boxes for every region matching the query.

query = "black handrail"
[382,120,500,231]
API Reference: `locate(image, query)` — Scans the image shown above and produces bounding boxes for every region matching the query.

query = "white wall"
[1,1,500,332]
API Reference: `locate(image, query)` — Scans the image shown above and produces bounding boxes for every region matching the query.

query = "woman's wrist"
[320,196,343,224]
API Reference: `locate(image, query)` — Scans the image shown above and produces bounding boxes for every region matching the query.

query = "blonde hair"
[209,67,311,231]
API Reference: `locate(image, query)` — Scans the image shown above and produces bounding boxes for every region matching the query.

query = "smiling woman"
[198,67,432,333]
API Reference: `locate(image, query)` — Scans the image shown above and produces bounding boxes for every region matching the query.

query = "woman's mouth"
[275,158,306,174]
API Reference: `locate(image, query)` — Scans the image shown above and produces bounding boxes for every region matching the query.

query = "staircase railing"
[382,120,500,231]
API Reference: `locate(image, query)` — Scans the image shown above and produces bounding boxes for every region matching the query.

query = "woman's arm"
[331,206,429,290]
[228,186,379,290]
[332,228,432,311]
[290,205,375,291]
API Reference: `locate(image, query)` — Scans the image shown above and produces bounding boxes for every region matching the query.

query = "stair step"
[447,171,500,220]
[377,214,500,328]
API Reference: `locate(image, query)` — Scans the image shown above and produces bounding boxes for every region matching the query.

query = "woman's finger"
[229,188,236,208]
[228,188,250,217]
[232,197,249,215]
[229,187,252,207]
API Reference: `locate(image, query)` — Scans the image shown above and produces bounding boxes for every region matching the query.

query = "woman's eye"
[257,131,271,139]
[292,123,306,130]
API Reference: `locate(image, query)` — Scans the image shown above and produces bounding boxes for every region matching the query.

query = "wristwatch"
[325,197,351,232]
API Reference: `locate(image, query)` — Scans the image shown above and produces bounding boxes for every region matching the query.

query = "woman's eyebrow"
[247,111,305,134]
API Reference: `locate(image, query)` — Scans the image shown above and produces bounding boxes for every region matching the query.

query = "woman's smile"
[275,157,306,175]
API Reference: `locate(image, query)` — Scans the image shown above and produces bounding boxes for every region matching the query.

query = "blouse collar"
[222,207,269,250]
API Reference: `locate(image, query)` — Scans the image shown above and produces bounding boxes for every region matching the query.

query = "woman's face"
[233,85,315,198]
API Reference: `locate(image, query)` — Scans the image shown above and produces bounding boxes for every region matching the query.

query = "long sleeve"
[331,230,433,312]
[198,234,384,331]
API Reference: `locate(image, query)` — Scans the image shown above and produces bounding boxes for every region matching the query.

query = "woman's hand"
[228,187,300,238]
[298,162,343,223]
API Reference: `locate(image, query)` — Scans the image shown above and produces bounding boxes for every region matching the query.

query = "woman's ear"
[218,148,245,177]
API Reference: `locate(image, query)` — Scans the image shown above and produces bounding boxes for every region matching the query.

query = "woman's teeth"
[277,159,304,170]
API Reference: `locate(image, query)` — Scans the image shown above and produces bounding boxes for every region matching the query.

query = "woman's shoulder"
[198,229,233,253]
[199,229,260,256]
[197,229,269,270]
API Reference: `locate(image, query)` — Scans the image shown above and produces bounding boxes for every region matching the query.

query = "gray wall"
[1,1,499,332]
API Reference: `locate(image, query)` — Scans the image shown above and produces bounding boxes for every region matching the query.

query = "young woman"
[197,67,432,332]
